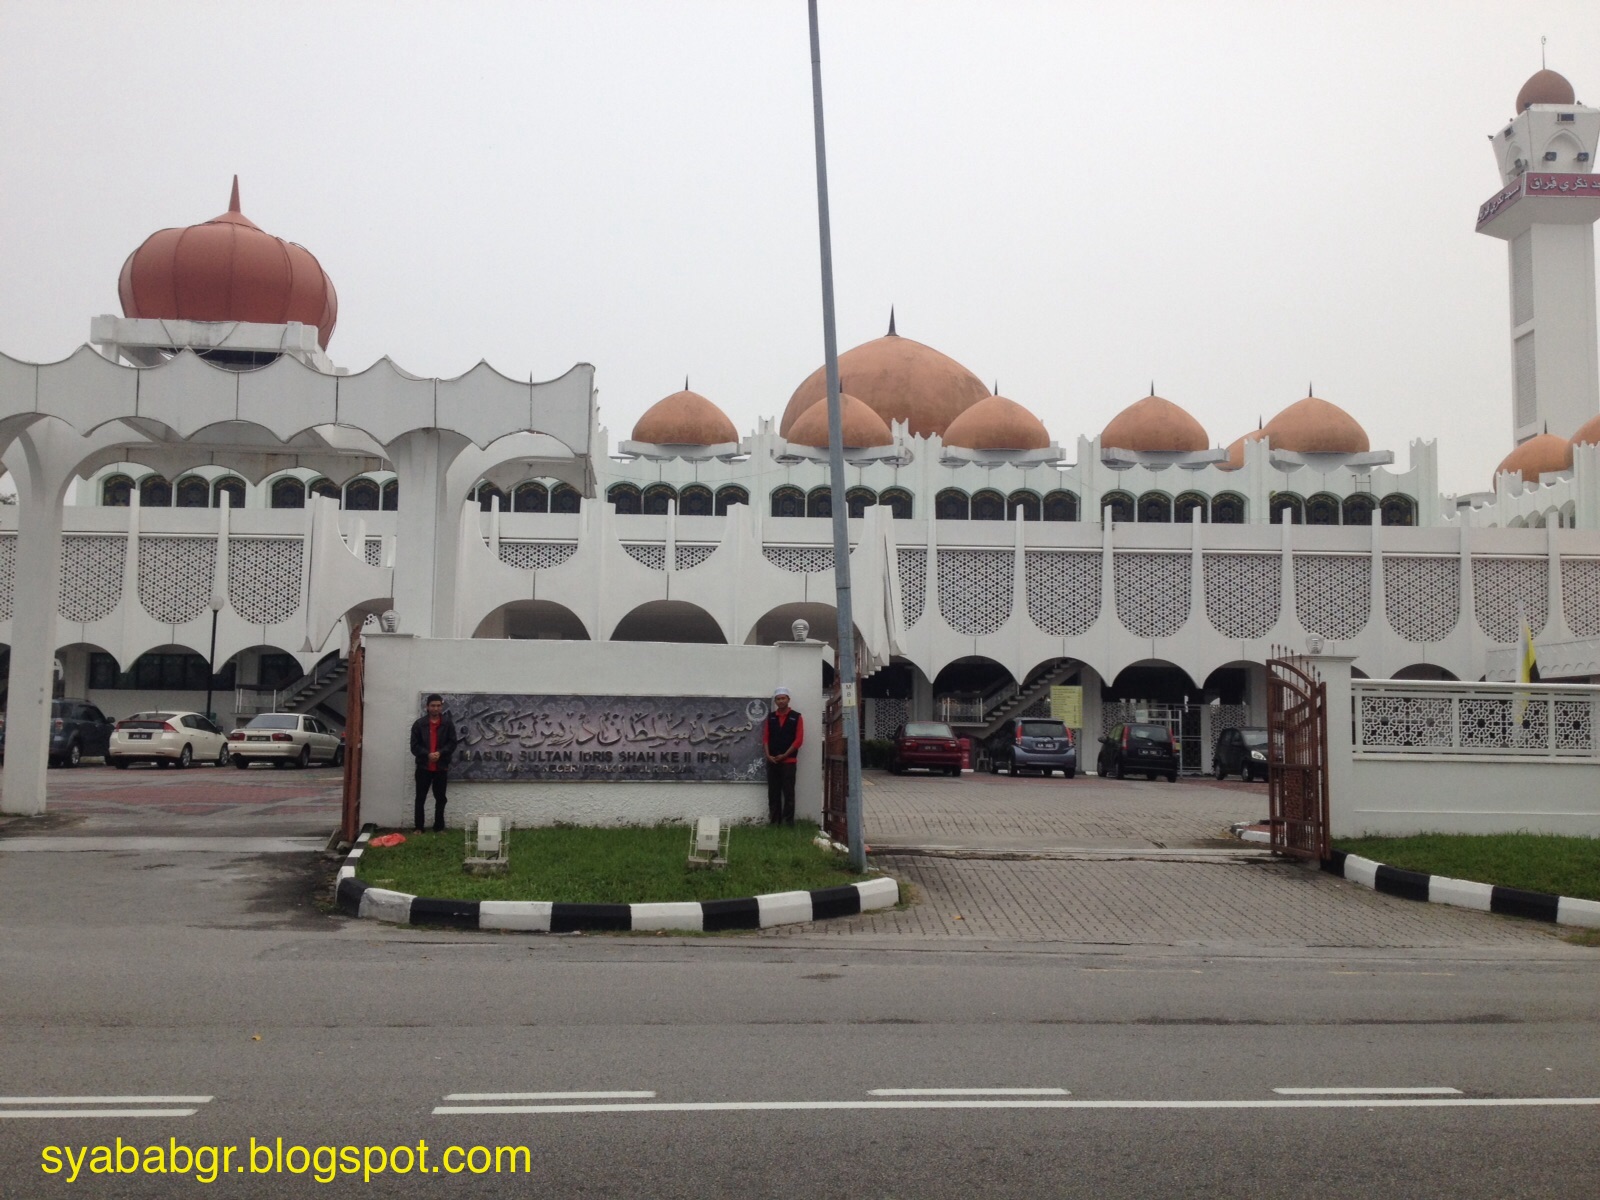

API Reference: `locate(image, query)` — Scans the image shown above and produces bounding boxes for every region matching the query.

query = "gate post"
[1302,654,1355,841]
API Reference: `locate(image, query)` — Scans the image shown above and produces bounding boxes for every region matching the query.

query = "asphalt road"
[2,844,1597,1198]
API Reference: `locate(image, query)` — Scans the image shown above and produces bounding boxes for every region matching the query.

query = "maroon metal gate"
[821,679,848,843]
[1265,652,1330,861]
[338,641,365,844]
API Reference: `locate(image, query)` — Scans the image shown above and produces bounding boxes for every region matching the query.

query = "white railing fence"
[1352,679,1600,760]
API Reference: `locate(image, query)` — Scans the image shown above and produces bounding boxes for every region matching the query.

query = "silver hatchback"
[987,718,1077,778]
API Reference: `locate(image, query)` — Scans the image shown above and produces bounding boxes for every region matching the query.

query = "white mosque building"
[4,66,1600,783]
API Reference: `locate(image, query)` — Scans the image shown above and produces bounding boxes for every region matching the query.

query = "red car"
[889,721,964,776]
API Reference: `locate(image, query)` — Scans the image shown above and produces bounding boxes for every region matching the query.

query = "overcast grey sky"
[3,1,1598,496]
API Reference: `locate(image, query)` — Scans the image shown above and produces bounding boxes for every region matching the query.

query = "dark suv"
[1213,726,1269,781]
[0,699,116,767]
[1097,723,1179,782]
[987,717,1076,777]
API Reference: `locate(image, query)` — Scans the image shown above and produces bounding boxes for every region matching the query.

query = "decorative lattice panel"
[1383,556,1460,643]
[1471,557,1548,643]
[0,535,14,621]
[937,549,1013,636]
[1357,693,1454,749]
[1113,553,1190,638]
[137,537,216,625]
[897,549,926,628]
[764,546,834,573]
[228,538,303,625]
[872,698,910,740]
[1555,700,1595,751]
[676,544,716,570]
[1294,555,1370,640]
[1561,560,1600,637]
[498,542,577,571]
[1213,704,1249,740]
[364,538,383,567]
[1024,551,1100,636]
[623,543,666,570]
[58,536,126,624]
[1204,554,1280,639]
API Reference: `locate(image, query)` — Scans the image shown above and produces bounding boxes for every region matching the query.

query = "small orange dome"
[1570,413,1600,447]
[1496,433,1574,483]
[1101,394,1208,453]
[1221,429,1269,471]
[781,324,989,439]
[631,389,738,445]
[1517,69,1576,113]
[787,393,893,449]
[118,177,338,349]
[1263,395,1370,455]
[943,394,1051,451]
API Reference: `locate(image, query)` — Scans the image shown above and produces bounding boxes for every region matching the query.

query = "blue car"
[0,699,116,768]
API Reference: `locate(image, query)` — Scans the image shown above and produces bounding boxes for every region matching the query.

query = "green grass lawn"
[357,821,865,904]
[1335,833,1600,902]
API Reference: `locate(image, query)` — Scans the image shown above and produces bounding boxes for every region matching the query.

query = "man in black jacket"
[409,694,459,832]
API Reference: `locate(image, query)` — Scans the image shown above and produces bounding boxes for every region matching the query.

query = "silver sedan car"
[228,713,344,769]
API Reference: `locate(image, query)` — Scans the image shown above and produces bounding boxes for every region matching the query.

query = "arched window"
[714,485,749,515]
[771,485,804,518]
[1211,492,1246,524]
[1305,493,1341,525]
[1380,493,1417,526]
[679,484,713,517]
[175,475,209,508]
[1342,492,1376,526]
[270,477,306,509]
[1174,492,1208,523]
[806,486,832,518]
[1101,491,1135,524]
[971,489,1006,521]
[212,476,246,509]
[101,474,134,507]
[514,482,549,512]
[1269,493,1304,524]
[381,480,399,511]
[550,484,581,513]
[845,486,877,518]
[309,477,342,504]
[1006,491,1041,521]
[607,482,641,514]
[1137,491,1172,523]
[879,487,914,519]
[345,478,381,511]
[642,483,677,515]
[935,489,970,520]
[1042,490,1078,522]
[139,475,172,507]
[475,483,507,512]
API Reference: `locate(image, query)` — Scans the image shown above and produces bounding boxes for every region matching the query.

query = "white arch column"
[386,429,472,639]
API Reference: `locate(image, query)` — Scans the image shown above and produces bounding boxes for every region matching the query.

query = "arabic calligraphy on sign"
[432,692,771,783]
[1526,173,1598,194]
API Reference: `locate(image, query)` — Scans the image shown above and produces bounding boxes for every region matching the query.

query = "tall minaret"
[1476,68,1600,445]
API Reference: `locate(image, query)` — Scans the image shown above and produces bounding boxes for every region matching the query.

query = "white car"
[228,713,344,769]
[109,711,231,769]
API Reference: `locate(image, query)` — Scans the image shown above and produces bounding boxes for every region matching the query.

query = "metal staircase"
[938,660,1081,741]
[233,658,349,728]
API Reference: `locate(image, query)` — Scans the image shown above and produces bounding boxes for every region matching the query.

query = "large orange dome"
[943,394,1050,451]
[787,393,893,449]
[1496,433,1574,483]
[781,324,988,439]
[118,178,339,349]
[1570,413,1600,447]
[1263,395,1370,454]
[1101,394,1208,453]
[631,388,737,445]
[1517,69,1576,113]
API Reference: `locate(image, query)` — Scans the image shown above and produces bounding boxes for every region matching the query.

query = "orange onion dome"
[781,325,989,439]
[943,394,1051,451]
[787,393,893,449]
[1221,429,1269,471]
[1100,394,1208,453]
[118,177,339,349]
[1262,395,1370,454]
[1517,69,1576,113]
[1495,433,1574,484]
[631,388,738,445]
[1570,413,1600,448]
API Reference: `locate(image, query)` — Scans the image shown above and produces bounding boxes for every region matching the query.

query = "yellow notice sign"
[1049,686,1083,726]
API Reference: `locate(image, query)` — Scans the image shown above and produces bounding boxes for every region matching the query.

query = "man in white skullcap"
[762,686,804,826]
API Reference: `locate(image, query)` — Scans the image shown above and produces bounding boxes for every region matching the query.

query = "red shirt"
[428,718,440,756]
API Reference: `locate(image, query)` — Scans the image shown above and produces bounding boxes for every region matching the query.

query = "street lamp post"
[204,596,224,724]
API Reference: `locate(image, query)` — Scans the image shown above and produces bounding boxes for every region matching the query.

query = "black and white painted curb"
[1322,849,1600,929]
[334,825,899,933]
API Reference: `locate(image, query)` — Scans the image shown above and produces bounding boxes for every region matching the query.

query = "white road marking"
[0,838,323,853]
[869,1089,1070,1096]
[0,1109,200,1119]
[0,1096,213,1104]
[433,1096,1600,1115]
[443,1092,657,1101]
[1274,1088,1462,1096]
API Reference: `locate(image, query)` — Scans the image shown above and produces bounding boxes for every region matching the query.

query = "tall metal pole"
[807,0,865,871]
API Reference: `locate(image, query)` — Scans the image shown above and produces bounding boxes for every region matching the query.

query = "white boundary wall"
[359,635,826,829]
